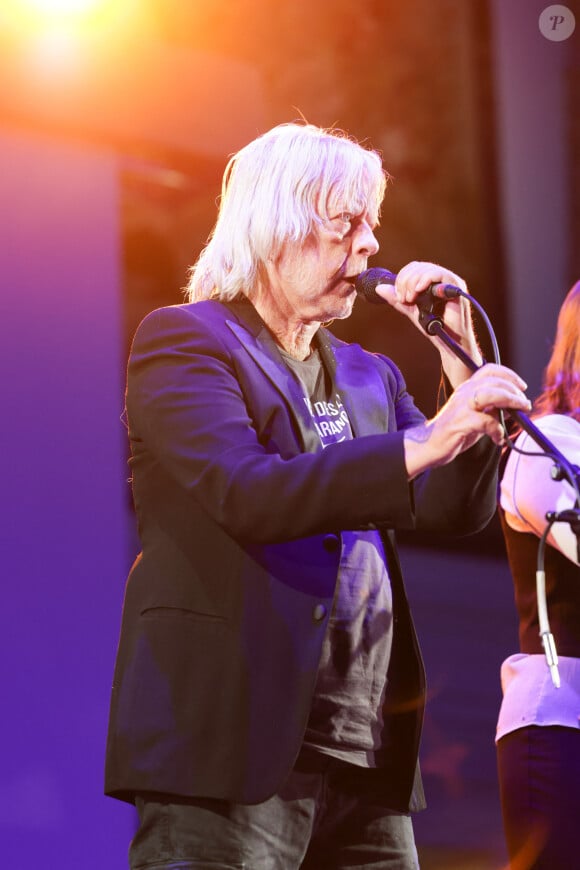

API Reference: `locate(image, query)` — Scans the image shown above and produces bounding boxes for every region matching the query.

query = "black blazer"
[105,299,499,811]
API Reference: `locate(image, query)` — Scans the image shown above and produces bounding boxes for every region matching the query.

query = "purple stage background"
[0,130,136,867]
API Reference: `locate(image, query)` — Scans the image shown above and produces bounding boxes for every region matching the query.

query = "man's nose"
[354,222,379,256]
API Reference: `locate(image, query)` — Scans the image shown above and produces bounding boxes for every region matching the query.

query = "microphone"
[354,267,462,304]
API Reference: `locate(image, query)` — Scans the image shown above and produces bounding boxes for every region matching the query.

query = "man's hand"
[403,363,531,479]
[372,260,483,387]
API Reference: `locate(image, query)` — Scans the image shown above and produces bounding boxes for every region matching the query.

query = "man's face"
[268,202,380,324]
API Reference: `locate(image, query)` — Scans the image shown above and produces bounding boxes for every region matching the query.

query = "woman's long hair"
[534,280,580,422]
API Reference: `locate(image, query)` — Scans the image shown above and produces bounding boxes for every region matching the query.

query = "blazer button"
[312,603,327,623]
[322,534,340,552]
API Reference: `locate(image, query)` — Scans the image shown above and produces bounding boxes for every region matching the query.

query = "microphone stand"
[420,309,580,491]
[421,307,580,689]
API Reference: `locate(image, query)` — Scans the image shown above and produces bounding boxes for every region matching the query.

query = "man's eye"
[339,213,353,224]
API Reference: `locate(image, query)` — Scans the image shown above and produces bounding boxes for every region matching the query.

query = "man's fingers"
[471,363,528,392]
[465,367,531,414]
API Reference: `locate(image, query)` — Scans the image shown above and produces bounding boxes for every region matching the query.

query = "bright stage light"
[0,0,143,84]
[0,0,136,36]
[16,0,105,18]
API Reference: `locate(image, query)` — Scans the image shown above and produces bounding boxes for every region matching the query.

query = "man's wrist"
[403,423,438,479]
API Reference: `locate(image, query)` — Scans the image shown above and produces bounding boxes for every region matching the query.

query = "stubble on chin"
[334,288,357,320]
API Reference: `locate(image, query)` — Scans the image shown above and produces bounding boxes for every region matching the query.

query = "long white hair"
[185,122,388,303]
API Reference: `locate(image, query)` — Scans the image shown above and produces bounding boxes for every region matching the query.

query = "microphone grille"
[354,268,397,302]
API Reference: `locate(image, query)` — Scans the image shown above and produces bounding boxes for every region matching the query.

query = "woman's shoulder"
[534,413,580,435]
[513,412,580,449]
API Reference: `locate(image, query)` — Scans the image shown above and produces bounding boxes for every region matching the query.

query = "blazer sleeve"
[376,353,500,538]
[127,304,417,543]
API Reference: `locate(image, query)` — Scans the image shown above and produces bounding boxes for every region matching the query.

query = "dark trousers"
[129,754,419,869]
[496,725,580,869]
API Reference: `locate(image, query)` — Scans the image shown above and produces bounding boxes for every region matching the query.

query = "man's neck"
[251,295,320,361]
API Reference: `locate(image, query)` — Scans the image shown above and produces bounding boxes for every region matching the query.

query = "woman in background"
[497,280,580,869]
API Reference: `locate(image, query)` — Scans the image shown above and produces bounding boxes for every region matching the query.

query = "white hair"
[185,122,388,303]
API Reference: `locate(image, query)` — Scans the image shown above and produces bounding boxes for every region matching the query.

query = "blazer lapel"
[317,329,390,437]
[224,303,322,452]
